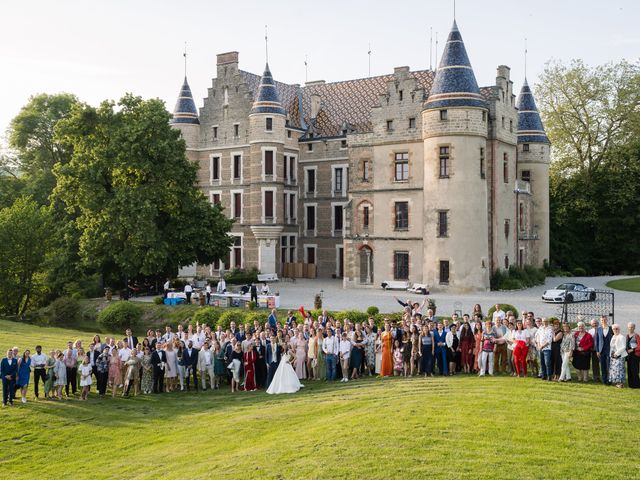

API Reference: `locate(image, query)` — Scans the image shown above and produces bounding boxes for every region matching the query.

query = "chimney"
[217,51,239,77]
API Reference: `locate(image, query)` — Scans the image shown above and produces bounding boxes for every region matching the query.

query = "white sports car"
[542,283,596,303]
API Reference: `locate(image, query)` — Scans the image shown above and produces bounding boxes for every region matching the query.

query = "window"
[409,117,416,129]
[281,235,296,265]
[232,192,242,220]
[438,210,448,237]
[504,219,510,239]
[482,111,487,122]
[287,130,292,138]
[440,110,448,121]
[334,168,343,195]
[210,192,221,205]
[264,190,274,220]
[210,156,220,183]
[394,252,409,280]
[284,155,296,183]
[394,202,408,230]
[504,255,510,270]
[306,246,316,264]
[233,154,242,180]
[521,170,531,182]
[399,90,404,101]
[523,143,530,152]
[394,152,409,181]
[234,124,239,137]
[213,126,218,139]
[362,160,370,182]
[439,146,450,178]
[503,153,509,183]
[363,206,370,229]
[341,139,347,149]
[386,120,393,131]
[266,117,273,131]
[509,120,513,133]
[306,205,316,231]
[519,202,524,232]
[306,168,316,194]
[264,150,274,176]
[501,117,505,128]
[307,143,313,152]
[334,205,343,232]
[439,260,450,284]
[480,147,485,179]
[232,236,242,269]
[288,193,296,222]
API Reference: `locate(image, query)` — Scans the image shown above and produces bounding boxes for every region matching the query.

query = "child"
[393,340,403,376]
[339,332,351,383]
[79,355,92,401]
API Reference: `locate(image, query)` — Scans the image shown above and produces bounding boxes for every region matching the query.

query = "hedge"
[191,307,223,327]
[97,301,143,331]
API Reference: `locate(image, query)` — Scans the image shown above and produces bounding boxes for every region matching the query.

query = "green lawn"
[606,277,640,292]
[1,320,639,479]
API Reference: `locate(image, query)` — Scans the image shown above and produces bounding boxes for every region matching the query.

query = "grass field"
[606,277,640,293]
[1,320,639,479]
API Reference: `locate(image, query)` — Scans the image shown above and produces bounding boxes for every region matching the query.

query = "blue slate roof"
[424,20,486,110]
[171,77,200,125]
[516,79,549,144]
[250,63,286,115]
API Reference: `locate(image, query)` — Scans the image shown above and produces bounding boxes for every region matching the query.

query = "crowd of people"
[2,302,639,406]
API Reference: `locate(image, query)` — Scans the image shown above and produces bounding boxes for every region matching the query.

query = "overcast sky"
[1,0,638,147]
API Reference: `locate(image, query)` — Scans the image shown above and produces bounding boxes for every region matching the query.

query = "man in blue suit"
[595,315,613,385]
[1,349,18,406]
[266,335,282,388]
[183,341,199,391]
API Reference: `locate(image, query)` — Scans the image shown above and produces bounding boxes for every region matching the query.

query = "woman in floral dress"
[364,325,376,376]
[140,347,153,394]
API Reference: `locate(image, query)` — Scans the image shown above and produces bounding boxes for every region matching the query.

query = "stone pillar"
[250,226,284,274]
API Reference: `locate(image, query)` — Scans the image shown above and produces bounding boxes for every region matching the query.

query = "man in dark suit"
[87,344,101,382]
[183,341,199,391]
[250,282,258,304]
[1,349,18,406]
[123,328,138,350]
[151,344,167,393]
[595,315,613,385]
[266,336,282,388]
[254,334,267,389]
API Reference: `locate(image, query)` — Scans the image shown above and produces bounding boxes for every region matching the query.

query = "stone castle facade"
[171,21,550,292]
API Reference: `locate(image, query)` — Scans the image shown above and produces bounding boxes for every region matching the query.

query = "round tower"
[516,79,550,267]
[170,76,200,148]
[422,21,490,291]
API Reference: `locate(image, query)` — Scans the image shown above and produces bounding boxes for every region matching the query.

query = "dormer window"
[440,110,448,121]
[266,117,273,131]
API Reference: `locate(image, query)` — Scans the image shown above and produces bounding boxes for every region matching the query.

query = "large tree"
[53,94,233,282]
[537,60,640,273]
[0,197,53,316]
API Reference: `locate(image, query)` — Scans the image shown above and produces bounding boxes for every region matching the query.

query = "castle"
[170,21,550,292]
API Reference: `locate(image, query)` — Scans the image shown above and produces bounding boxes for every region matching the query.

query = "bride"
[267,347,303,395]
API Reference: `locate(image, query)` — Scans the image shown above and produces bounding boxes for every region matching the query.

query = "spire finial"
[368,43,372,77]
[524,37,528,79]
[454,0,456,20]
[304,54,308,83]
[429,27,433,70]
[435,31,439,66]
[265,25,269,64]
[183,41,187,78]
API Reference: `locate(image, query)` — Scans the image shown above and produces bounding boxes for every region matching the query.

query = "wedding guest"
[393,340,403,376]
[164,342,178,392]
[176,341,186,391]
[596,315,613,385]
[473,323,483,373]
[350,328,365,380]
[559,323,575,382]
[459,322,474,374]
[44,351,56,399]
[512,320,530,377]
[364,325,376,376]
[339,332,351,382]
[198,342,215,390]
[479,321,496,377]
[64,349,78,397]
[16,350,31,404]
[140,347,153,394]
[294,332,307,380]
[588,318,601,382]
[419,325,434,377]
[317,329,327,381]
[551,319,563,381]
[626,323,640,388]
[323,328,339,381]
[1,349,18,406]
[244,343,257,391]
[446,324,460,376]
[213,342,226,389]
[536,318,553,381]
[229,343,243,392]
[433,323,448,376]
[95,349,109,397]
[151,343,166,394]
[254,334,267,388]
[609,324,627,388]
[123,351,141,397]
[572,322,594,382]
[183,341,199,392]
[307,329,317,380]
[32,345,48,400]
[79,356,92,400]
[53,352,67,400]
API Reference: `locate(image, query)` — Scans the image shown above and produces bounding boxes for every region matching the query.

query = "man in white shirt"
[184,283,193,304]
[197,343,215,390]
[339,332,351,382]
[163,326,175,343]
[492,304,506,324]
[216,277,226,293]
[322,329,340,381]
[118,343,132,363]
[31,345,48,399]
[205,283,212,305]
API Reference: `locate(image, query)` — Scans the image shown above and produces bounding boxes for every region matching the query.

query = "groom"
[266,335,282,388]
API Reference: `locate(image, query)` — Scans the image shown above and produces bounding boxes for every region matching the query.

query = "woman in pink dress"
[294,332,307,379]
[108,348,122,398]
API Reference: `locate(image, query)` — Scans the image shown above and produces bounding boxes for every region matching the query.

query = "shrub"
[334,309,369,323]
[366,306,379,316]
[224,268,259,285]
[217,309,246,330]
[572,267,587,276]
[153,296,164,305]
[244,311,269,326]
[46,296,82,326]
[486,303,519,321]
[97,301,143,331]
[247,301,257,310]
[192,307,223,328]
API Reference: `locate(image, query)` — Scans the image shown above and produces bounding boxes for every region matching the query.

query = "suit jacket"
[266,342,282,365]
[123,336,139,349]
[1,358,18,379]
[151,350,166,368]
[255,344,266,363]
[595,326,613,354]
[87,350,101,367]
[183,348,199,367]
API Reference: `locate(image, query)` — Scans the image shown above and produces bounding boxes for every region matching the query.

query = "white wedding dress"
[266,353,304,394]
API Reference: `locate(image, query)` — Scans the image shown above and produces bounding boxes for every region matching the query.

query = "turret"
[517,79,550,267]
[421,21,490,291]
[170,76,200,147]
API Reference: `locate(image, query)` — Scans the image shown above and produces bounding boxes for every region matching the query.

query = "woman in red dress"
[380,323,394,377]
[243,344,257,391]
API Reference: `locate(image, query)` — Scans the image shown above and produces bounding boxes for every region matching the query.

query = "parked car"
[407,283,430,295]
[542,283,596,303]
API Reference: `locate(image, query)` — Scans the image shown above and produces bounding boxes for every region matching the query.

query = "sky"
[1,0,638,148]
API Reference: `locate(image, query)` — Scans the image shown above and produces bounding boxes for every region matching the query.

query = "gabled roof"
[424,20,486,110]
[516,79,549,144]
[171,77,200,125]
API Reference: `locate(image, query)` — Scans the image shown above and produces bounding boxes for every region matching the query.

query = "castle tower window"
[394,152,409,181]
[504,219,510,239]
[521,170,531,183]
[386,120,393,131]
[266,117,273,131]
[394,202,409,230]
[480,147,486,179]
[213,126,218,139]
[264,150,274,176]
[233,155,242,180]
[503,153,509,183]
[399,90,404,101]
[232,192,242,220]
[440,110,448,121]
[287,130,292,138]
[306,169,316,194]
[362,160,370,182]
[341,139,347,149]
[501,116,505,128]
[233,123,239,137]
[509,119,513,133]
[307,143,313,152]
[232,236,242,269]
[439,147,450,178]
[439,260,450,284]
[482,111,487,122]
[363,205,370,229]
[437,210,448,237]
[523,143,530,152]
[409,117,416,129]
[264,190,274,221]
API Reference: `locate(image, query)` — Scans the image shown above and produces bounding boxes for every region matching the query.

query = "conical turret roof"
[171,77,200,125]
[516,79,549,144]
[250,63,286,115]
[424,21,486,110]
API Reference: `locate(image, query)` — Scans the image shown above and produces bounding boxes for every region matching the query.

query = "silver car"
[542,283,596,303]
